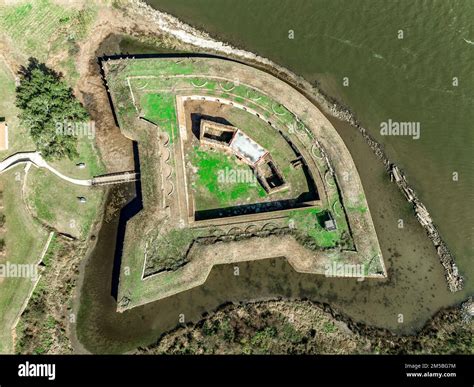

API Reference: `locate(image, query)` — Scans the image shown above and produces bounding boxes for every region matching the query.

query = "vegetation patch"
[289,208,349,249]
[16,58,89,160]
[190,147,266,210]
[0,61,34,157]
[26,168,103,240]
[137,300,473,355]
[144,228,200,275]
[0,169,49,353]
[15,238,78,354]
[140,93,178,143]
[0,0,97,83]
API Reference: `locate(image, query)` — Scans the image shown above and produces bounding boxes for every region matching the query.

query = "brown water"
[75,33,472,353]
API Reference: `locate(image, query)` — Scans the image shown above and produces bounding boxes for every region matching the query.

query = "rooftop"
[230,130,267,165]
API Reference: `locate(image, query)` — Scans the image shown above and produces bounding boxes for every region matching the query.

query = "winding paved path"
[0,152,92,186]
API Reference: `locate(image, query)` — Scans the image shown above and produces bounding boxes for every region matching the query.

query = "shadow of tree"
[17,57,62,83]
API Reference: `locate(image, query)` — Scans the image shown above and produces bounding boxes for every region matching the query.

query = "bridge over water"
[91,171,139,186]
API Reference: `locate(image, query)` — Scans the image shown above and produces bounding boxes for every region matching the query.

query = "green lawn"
[48,136,106,179]
[0,61,36,160]
[289,208,344,248]
[26,168,104,240]
[190,147,266,210]
[140,93,178,143]
[0,168,49,353]
[0,0,97,84]
[111,58,196,77]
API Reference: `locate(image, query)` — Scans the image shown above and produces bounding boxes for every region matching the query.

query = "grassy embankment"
[0,169,49,353]
[0,0,97,84]
[15,235,80,354]
[14,235,59,354]
[0,0,105,352]
[0,60,49,353]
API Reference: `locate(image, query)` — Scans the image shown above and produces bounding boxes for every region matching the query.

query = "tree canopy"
[15,58,89,160]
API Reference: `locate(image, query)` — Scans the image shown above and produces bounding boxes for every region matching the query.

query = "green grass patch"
[289,208,343,248]
[116,58,196,77]
[347,205,368,213]
[0,61,35,159]
[26,168,103,240]
[140,93,177,142]
[49,136,106,179]
[0,169,49,353]
[0,0,97,84]
[190,147,266,210]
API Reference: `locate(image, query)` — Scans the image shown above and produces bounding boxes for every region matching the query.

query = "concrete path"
[0,152,92,186]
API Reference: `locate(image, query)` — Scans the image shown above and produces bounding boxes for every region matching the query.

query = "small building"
[324,219,337,231]
[324,213,337,231]
[0,121,9,151]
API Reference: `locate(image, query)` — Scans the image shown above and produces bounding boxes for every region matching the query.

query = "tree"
[15,58,89,160]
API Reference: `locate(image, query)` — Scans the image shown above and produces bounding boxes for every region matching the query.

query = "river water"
[76,1,473,353]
